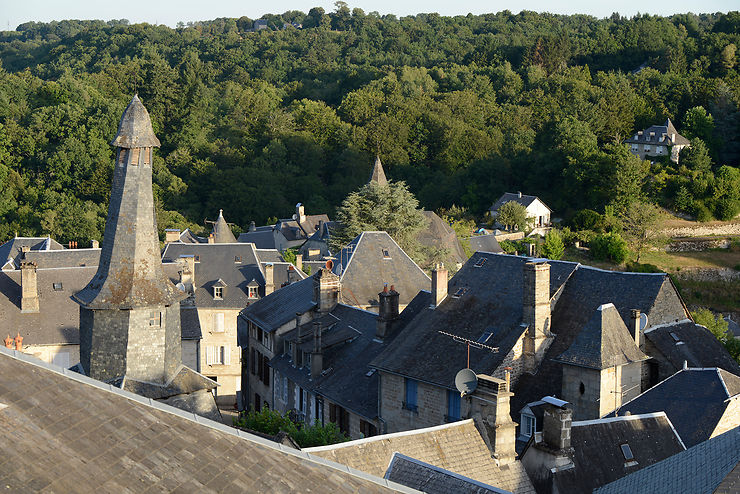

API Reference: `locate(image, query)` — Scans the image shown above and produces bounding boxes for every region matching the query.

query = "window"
[644,145,651,152]
[474,257,487,268]
[446,390,461,421]
[212,312,225,333]
[452,287,468,298]
[149,311,161,326]
[670,332,680,342]
[234,255,242,263]
[404,378,418,411]
[382,248,391,259]
[213,286,223,300]
[330,403,350,434]
[579,382,585,395]
[360,420,377,438]
[207,376,217,397]
[521,414,536,437]
[620,443,634,460]
[206,345,230,365]
[262,355,270,386]
[194,255,200,262]
[248,286,258,298]
[250,348,257,375]
[477,331,493,344]
[52,282,63,291]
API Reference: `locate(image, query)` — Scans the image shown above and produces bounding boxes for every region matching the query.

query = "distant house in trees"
[489,192,552,229]
[623,119,690,164]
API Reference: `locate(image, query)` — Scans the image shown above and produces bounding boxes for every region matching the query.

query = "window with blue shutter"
[404,378,418,411]
[447,390,461,421]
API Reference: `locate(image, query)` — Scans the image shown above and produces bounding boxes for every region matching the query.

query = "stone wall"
[199,307,241,406]
[672,268,740,282]
[661,223,740,238]
[24,344,79,369]
[667,238,732,252]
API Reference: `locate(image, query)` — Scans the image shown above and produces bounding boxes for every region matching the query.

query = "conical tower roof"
[111,95,161,149]
[369,155,388,186]
[211,209,237,243]
[556,303,648,370]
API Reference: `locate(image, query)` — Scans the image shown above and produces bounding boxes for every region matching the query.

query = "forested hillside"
[0,7,738,243]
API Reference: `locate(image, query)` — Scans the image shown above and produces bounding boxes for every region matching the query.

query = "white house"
[489,192,552,229]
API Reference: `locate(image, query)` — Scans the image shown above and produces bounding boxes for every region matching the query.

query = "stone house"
[489,192,552,229]
[623,118,690,163]
[164,209,238,244]
[161,241,303,407]
[273,203,330,252]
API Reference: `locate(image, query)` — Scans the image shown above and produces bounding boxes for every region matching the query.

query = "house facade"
[489,192,552,229]
[623,118,690,163]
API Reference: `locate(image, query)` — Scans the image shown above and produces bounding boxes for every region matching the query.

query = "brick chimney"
[523,261,552,373]
[313,268,339,314]
[20,261,39,313]
[431,263,448,307]
[376,285,400,340]
[264,263,275,296]
[296,203,306,224]
[468,374,517,466]
[165,229,180,243]
[631,309,642,349]
[311,321,323,379]
[295,254,303,272]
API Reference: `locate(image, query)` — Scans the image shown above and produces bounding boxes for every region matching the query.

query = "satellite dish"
[639,313,649,331]
[455,368,478,397]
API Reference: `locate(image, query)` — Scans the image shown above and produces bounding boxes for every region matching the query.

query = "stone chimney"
[91,239,100,249]
[376,285,400,340]
[249,221,256,232]
[178,255,195,288]
[20,261,39,313]
[296,203,306,224]
[518,191,522,198]
[542,404,572,451]
[523,261,551,373]
[264,263,275,296]
[468,374,517,466]
[311,320,323,379]
[631,309,642,349]
[208,234,215,244]
[521,402,575,484]
[295,254,303,272]
[313,268,339,314]
[431,263,448,307]
[165,229,180,243]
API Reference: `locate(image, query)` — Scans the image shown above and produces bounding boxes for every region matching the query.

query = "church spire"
[369,155,388,186]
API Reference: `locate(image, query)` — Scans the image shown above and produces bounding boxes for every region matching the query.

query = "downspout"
[377,371,387,434]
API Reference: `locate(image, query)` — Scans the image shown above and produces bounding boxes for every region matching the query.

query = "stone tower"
[74,95,186,384]
[368,155,388,186]
[206,209,237,243]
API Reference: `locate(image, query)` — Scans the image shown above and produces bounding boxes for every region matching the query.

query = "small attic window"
[213,286,223,300]
[366,369,376,377]
[52,282,63,291]
[670,332,680,342]
[477,331,492,344]
[194,255,200,262]
[248,286,258,298]
[382,248,391,259]
[620,444,634,461]
[474,258,487,268]
[452,287,468,298]
[235,255,242,264]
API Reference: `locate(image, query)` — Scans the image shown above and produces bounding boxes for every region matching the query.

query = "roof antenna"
[437,330,498,369]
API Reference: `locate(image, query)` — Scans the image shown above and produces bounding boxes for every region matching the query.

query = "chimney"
[311,320,323,379]
[313,268,339,314]
[249,221,256,232]
[165,229,180,243]
[264,263,275,296]
[376,285,400,339]
[468,374,517,466]
[631,309,642,349]
[14,332,23,351]
[178,255,195,288]
[518,191,522,198]
[21,245,30,254]
[527,242,536,257]
[4,335,12,349]
[208,234,215,244]
[91,239,100,249]
[522,402,575,483]
[542,404,572,451]
[20,261,39,313]
[296,203,306,223]
[523,261,551,373]
[295,254,303,272]
[431,264,448,307]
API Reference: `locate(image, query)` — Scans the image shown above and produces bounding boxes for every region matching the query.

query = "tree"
[496,201,530,232]
[604,143,649,213]
[619,201,663,263]
[692,308,730,342]
[330,181,427,253]
[541,229,565,260]
[234,408,349,448]
[590,232,629,264]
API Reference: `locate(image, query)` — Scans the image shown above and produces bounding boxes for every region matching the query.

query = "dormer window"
[52,282,63,291]
[235,255,241,264]
[474,258,487,268]
[248,286,258,298]
[382,248,391,259]
[214,286,223,299]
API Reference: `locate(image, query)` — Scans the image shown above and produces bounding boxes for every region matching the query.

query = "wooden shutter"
[224,346,231,365]
[206,346,214,366]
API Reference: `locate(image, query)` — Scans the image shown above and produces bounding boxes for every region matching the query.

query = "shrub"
[541,229,564,260]
[590,232,629,263]
[625,261,662,273]
[714,198,740,221]
[693,201,713,222]
[691,308,730,342]
[234,408,350,448]
[571,209,604,232]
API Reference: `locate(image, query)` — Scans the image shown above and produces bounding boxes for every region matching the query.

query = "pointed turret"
[75,95,186,383]
[210,210,237,243]
[369,155,388,186]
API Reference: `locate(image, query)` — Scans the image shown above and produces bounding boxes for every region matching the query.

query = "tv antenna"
[437,330,498,368]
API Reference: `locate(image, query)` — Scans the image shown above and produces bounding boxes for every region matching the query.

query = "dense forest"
[0,7,739,243]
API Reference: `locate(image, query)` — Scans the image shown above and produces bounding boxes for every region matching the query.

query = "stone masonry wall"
[380,372,449,433]
[199,307,241,406]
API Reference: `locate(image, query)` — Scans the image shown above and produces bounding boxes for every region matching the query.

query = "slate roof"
[306,419,536,494]
[512,266,690,415]
[727,315,740,338]
[371,253,579,390]
[384,453,512,494]
[644,320,740,375]
[110,94,161,148]
[180,307,202,340]
[332,232,430,309]
[416,211,467,265]
[0,236,65,270]
[0,266,97,345]
[161,243,304,309]
[490,193,550,213]
[277,214,330,242]
[299,221,339,259]
[605,367,740,448]
[369,156,388,186]
[177,228,207,244]
[255,248,285,264]
[556,303,648,369]
[547,413,686,494]
[237,229,277,249]
[0,347,412,493]
[467,234,503,254]
[623,118,691,146]
[207,210,238,243]
[595,426,740,494]
[19,248,101,270]
[239,276,316,338]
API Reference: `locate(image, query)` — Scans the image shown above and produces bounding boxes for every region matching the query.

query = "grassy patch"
[671,277,740,312]
[639,245,740,272]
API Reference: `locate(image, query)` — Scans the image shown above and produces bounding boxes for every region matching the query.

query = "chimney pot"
[4,335,12,349]
[631,309,642,348]
[431,264,448,307]
[91,239,100,249]
[14,332,23,351]
[518,191,522,198]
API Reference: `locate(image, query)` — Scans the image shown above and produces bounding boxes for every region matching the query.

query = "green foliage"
[541,229,564,260]
[624,261,662,273]
[619,201,663,262]
[234,407,350,448]
[303,264,312,275]
[590,232,629,264]
[496,201,530,232]
[282,248,298,265]
[571,209,604,232]
[330,181,426,253]
[691,308,730,342]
